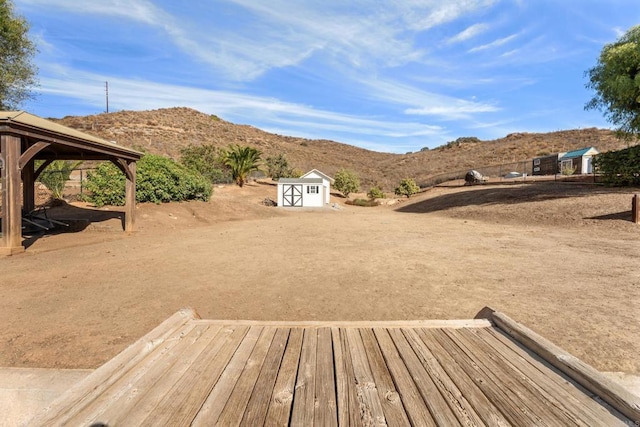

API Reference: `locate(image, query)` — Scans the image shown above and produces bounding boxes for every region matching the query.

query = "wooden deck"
[30,308,640,426]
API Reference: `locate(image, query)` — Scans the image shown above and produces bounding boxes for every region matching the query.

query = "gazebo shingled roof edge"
[0,111,143,255]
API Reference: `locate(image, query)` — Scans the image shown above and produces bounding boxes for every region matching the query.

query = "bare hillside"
[56,107,630,189]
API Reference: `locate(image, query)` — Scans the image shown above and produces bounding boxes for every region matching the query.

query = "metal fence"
[417,159,534,188]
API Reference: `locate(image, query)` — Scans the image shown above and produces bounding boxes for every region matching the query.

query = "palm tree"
[222,145,263,187]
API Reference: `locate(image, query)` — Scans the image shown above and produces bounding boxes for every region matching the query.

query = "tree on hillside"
[394,178,420,198]
[1,0,38,109]
[333,168,360,197]
[265,153,298,179]
[180,144,231,184]
[222,144,263,187]
[585,25,640,140]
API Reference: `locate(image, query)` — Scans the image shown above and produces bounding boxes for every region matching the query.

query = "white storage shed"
[277,169,334,207]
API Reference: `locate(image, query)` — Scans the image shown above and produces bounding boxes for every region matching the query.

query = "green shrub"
[394,178,420,198]
[345,198,379,207]
[333,168,360,197]
[367,185,385,199]
[82,163,124,207]
[180,144,230,184]
[438,136,480,150]
[593,145,640,186]
[84,154,212,207]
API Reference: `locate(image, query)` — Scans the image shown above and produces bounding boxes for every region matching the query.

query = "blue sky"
[14,0,640,153]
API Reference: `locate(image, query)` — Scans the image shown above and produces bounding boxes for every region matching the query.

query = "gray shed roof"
[277,177,324,184]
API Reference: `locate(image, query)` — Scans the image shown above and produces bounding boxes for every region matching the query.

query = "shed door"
[282,184,303,207]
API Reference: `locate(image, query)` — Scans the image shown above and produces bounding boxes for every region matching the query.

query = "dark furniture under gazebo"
[1,111,142,255]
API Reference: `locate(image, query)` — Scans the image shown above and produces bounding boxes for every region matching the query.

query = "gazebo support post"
[1,134,25,255]
[111,158,137,233]
[22,160,35,214]
[125,160,136,233]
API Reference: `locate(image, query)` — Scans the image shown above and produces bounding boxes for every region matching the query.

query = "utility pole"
[105,81,109,113]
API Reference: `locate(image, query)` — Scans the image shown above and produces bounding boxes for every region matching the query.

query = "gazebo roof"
[0,111,142,161]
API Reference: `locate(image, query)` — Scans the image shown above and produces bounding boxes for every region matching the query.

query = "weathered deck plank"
[466,327,626,426]
[33,308,198,425]
[216,327,278,426]
[359,328,411,426]
[415,328,511,426]
[106,323,223,425]
[264,327,304,425]
[331,327,353,426]
[426,328,544,426]
[316,327,338,426]
[68,321,206,425]
[155,324,250,426]
[30,309,640,426]
[241,327,290,426]
[402,328,486,426]
[345,327,387,425]
[389,327,462,426]
[191,325,261,425]
[336,327,363,427]
[482,327,630,426]
[446,327,572,425]
[290,327,319,425]
[373,327,437,426]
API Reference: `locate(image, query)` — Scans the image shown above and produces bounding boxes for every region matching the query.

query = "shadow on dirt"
[586,211,633,222]
[18,202,125,249]
[395,183,617,214]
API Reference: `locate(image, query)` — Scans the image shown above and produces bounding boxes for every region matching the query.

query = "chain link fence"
[417,159,534,187]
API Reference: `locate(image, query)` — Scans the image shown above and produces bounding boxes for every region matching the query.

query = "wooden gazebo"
[0,111,143,255]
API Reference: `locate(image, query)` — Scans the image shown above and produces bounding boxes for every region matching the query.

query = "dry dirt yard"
[1,181,639,378]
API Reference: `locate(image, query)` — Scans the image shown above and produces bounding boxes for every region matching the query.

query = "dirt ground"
[1,181,639,376]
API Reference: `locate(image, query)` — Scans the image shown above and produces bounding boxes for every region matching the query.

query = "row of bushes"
[345,177,421,207]
[42,149,423,207]
[334,169,421,199]
[42,149,303,207]
[84,155,213,206]
[593,144,640,186]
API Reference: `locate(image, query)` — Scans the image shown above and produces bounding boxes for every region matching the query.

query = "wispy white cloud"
[613,26,627,38]
[17,0,164,24]
[17,0,276,79]
[17,0,631,152]
[405,103,499,117]
[36,69,444,148]
[357,76,499,119]
[468,33,520,52]
[19,0,505,82]
[400,1,498,31]
[447,23,490,44]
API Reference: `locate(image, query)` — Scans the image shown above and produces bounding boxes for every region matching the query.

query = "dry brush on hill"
[56,107,630,190]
